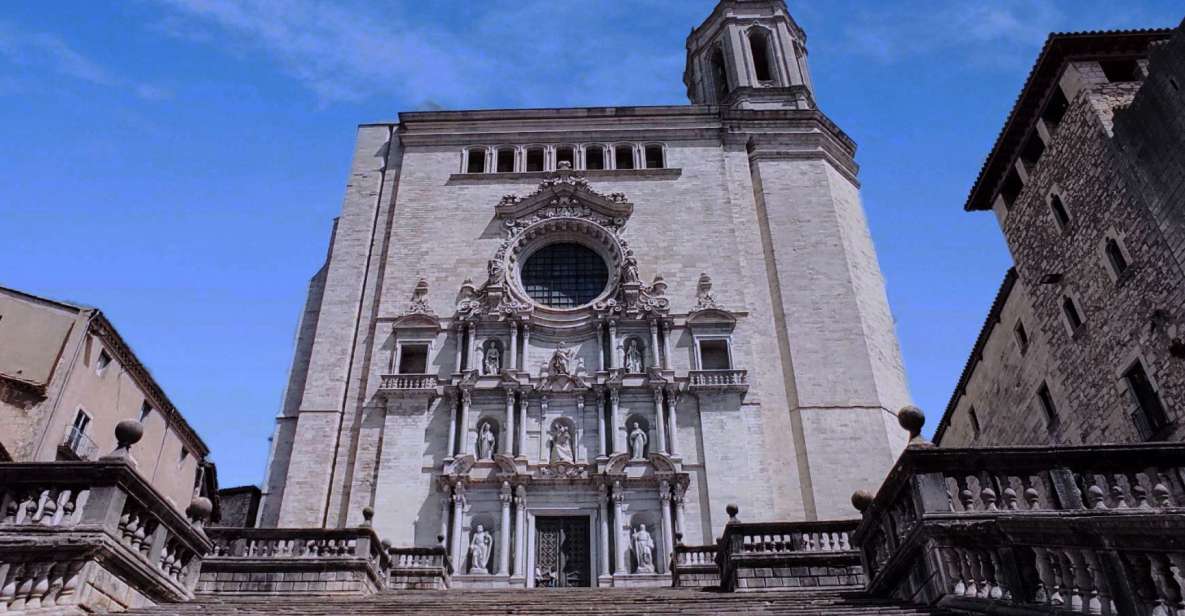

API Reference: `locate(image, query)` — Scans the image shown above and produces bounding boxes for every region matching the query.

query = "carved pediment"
[496,170,633,230]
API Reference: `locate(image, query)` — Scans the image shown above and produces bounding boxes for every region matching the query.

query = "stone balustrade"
[852,439,1185,615]
[378,373,439,393]
[671,542,719,588]
[717,511,863,592]
[687,369,748,391]
[0,459,213,613]
[387,546,451,590]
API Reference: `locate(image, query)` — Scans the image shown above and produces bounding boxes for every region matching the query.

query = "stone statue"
[632,524,656,573]
[550,423,574,463]
[476,422,496,460]
[628,422,648,460]
[623,255,640,284]
[483,345,501,375]
[469,525,493,574]
[624,340,643,373]
[548,341,577,376]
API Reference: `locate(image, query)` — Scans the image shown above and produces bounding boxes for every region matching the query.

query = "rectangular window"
[968,405,981,437]
[999,169,1023,210]
[526,148,544,172]
[139,400,153,422]
[556,146,575,169]
[1049,194,1070,230]
[1062,296,1083,331]
[179,446,190,464]
[66,409,91,454]
[1105,238,1129,277]
[614,145,635,170]
[1125,361,1168,436]
[496,148,515,173]
[399,345,429,374]
[585,146,605,170]
[1100,59,1141,83]
[96,349,112,374]
[644,145,664,169]
[466,148,485,173]
[1037,383,1059,428]
[1014,320,1030,354]
[698,340,731,370]
[1019,135,1046,171]
[1041,87,1069,129]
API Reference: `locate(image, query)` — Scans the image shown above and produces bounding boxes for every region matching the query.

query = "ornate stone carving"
[632,524,656,573]
[537,461,588,479]
[468,525,493,574]
[396,277,435,318]
[694,272,721,311]
[548,341,578,376]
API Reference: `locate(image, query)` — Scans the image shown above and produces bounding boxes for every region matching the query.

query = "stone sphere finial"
[361,507,374,527]
[186,496,213,527]
[851,490,874,513]
[897,405,932,448]
[725,503,739,524]
[102,419,144,464]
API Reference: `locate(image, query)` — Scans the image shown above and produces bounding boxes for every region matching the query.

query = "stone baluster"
[513,485,527,578]
[649,320,661,370]
[460,389,472,456]
[596,389,607,458]
[652,388,667,454]
[666,387,679,456]
[498,482,511,576]
[609,387,621,454]
[505,390,516,456]
[508,321,519,372]
[659,481,674,574]
[613,481,627,575]
[598,483,611,579]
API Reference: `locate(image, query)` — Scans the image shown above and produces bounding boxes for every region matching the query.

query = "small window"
[496,148,515,173]
[1014,320,1030,354]
[466,148,485,173]
[1041,88,1069,129]
[968,406,981,437]
[1049,193,1070,230]
[999,169,1023,210]
[1105,238,1129,277]
[139,401,153,422]
[699,340,731,370]
[644,145,664,169]
[711,47,729,101]
[749,29,773,83]
[1037,383,1059,428]
[1100,59,1141,83]
[1124,361,1169,436]
[526,147,545,172]
[399,345,429,374]
[1019,135,1046,171]
[556,146,575,169]
[66,409,91,454]
[1062,296,1083,331]
[96,349,112,374]
[585,146,605,170]
[179,446,190,464]
[614,145,635,170]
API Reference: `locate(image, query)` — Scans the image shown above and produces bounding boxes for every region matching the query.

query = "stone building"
[935,25,1185,447]
[0,285,215,513]
[257,0,911,588]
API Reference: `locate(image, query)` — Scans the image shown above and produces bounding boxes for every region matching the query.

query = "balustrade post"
[1049,468,1085,510]
[147,524,169,565]
[912,472,951,514]
[1098,549,1141,616]
[78,483,127,533]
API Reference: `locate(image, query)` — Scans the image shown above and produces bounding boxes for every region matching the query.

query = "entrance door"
[534,517,591,587]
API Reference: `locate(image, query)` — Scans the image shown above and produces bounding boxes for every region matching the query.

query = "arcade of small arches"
[461,143,668,174]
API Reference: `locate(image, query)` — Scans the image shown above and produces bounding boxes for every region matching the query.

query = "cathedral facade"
[257,0,911,588]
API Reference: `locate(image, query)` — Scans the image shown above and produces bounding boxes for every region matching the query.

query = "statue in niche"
[632,524,656,573]
[550,423,574,463]
[624,339,644,373]
[628,422,648,460]
[469,525,493,574]
[548,341,577,376]
[483,344,501,375]
[476,422,496,460]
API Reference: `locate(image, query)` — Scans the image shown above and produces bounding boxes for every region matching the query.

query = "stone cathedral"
[258,0,910,589]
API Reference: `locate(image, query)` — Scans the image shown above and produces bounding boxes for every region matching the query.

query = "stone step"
[125,588,955,615]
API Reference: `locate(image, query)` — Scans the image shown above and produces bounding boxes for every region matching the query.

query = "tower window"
[556,146,575,169]
[1100,59,1141,83]
[585,146,605,170]
[1037,383,1059,428]
[710,47,729,101]
[614,145,635,170]
[1104,238,1129,277]
[67,409,91,453]
[1124,360,1168,437]
[398,345,429,374]
[466,147,485,173]
[1049,193,1070,230]
[526,147,545,172]
[1061,296,1084,331]
[1019,135,1046,172]
[999,169,1023,210]
[748,29,773,83]
[1014,320,1030,354]
[139,401,153,422]
[698,340,731,370]
[496,148,515,173]
[644,145,664,169]
[1041,87,1069,130]
[968,405,981,437]
[96,349,112,374]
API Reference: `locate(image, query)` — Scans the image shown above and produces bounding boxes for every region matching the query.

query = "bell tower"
[684,0,815,109]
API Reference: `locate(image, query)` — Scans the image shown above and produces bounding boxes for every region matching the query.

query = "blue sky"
[2,1,1181,487]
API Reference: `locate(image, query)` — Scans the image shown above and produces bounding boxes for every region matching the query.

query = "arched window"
[614,144,635,170]
[496,147,515,173]
[644,145,664,169]
[710,46,729,101]
[465,147,485,173]
[585,145,606,170]
[748,29,773,83]
[556,146,576,169]
[526,147,545,172]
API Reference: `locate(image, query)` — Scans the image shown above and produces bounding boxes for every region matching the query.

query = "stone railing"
[852,411,1185,615]
[688,369,748,391]
[387,545,451,590]
[0,457,213,612]
[717,508,862,592]
[671,539,719,588]
[378,373,439,393]
[200,523,389,596]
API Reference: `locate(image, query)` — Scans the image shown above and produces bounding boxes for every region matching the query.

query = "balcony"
[377,374,439,396]
[688,369,748,392]
[58,426,99,461]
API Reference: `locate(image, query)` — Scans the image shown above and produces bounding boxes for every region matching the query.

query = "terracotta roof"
[964,28,1172,212]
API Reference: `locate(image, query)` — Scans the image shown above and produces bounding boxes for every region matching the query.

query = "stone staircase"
[124,587,956,615]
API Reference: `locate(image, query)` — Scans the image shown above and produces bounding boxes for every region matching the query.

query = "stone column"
[595,389,606,457]
[467,322,478,372]
[522,324,531,370]
[446,394,458,458]
[649,321,661,370]
[460,389,472,456]
[517,392,528,460]
[509,321,519,371]
[450,483,466,569]
[612,481,627,574]
[576,394,585,462]
[660,320,672,370]
[538,395,550,461]
[598,483,611,579]
[498,482,512,576]
[454,323,465,372]
[513,485,527,578]
[596,321,605,372]
[608,388,621,454]
[438,485,452,545]
[607,320,618,369]
[666,387,679,457]
[652,388,668,454]
[659,481,674,574]
[504,390,516,456]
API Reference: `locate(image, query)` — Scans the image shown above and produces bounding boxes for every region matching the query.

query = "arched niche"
[474,417,501,461]
[621,335,647,374]
[546,417,577,463]
[480,338,504,375]
[624,414,651,460]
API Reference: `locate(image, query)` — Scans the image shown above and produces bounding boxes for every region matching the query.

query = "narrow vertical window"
[1037,383,1059,428]
[748,29,773,83]
[1062,296,1083,331]
[585,146,605,170]
[139,401,153,422]
[496,148,515,173]
[1014,320,1030,354]
[1105,238,1129,277]
[466,147,485,173]
[644,145,664,169]
[179,446,190,464]
[1124,361,1168,437]
[526,147,544,172]
[614,145,635,170]
[999,169,1023,210]
[968,406,981,437]
[711,47,729,101]
[1049,194,1070,230]
[96,349,112,374]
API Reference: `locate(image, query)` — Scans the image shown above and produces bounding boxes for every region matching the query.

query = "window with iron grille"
[521,243,609,308]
